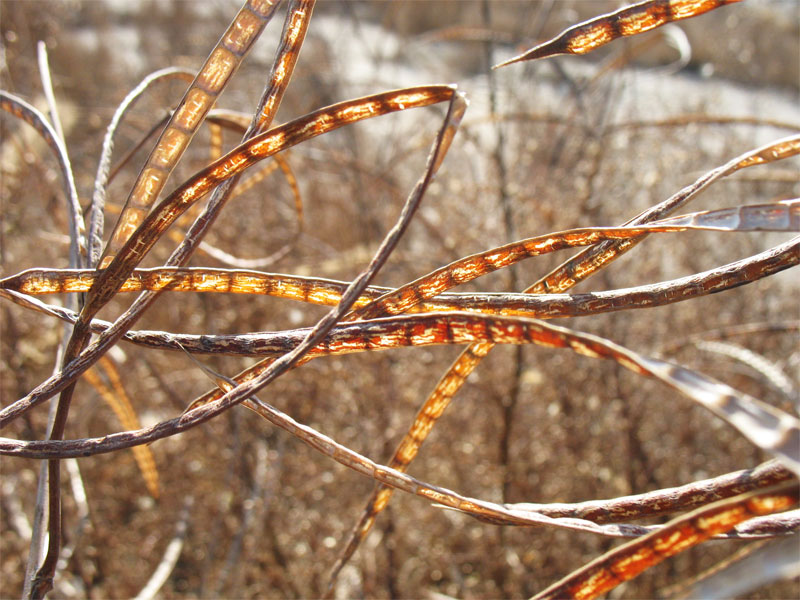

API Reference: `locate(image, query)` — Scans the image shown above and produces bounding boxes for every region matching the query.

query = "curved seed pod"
[504,460,794,523]
[348,202,800,321]
[8,200,796,296]
[494,0,742,68]
[80,86,456,321]
[531,484,799,600]
[100,0,281,268]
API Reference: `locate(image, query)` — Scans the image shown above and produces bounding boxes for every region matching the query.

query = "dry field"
[1,1,799,598]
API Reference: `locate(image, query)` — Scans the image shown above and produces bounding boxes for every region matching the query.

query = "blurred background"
[2,1,798,597]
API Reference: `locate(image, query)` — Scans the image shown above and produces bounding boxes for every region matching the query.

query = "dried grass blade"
[494,0,742,68]
[82,358,159,498]
[100,0,281,268]
[0,91,86,264]
[531,483,799,600]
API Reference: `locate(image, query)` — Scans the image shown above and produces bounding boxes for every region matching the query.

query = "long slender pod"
[100,0,281,268]
[88,67,195,266]
[4,237,798,355]
[494,0,742,68]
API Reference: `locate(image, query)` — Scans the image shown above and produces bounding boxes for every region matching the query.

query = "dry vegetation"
[1,1,799,599]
